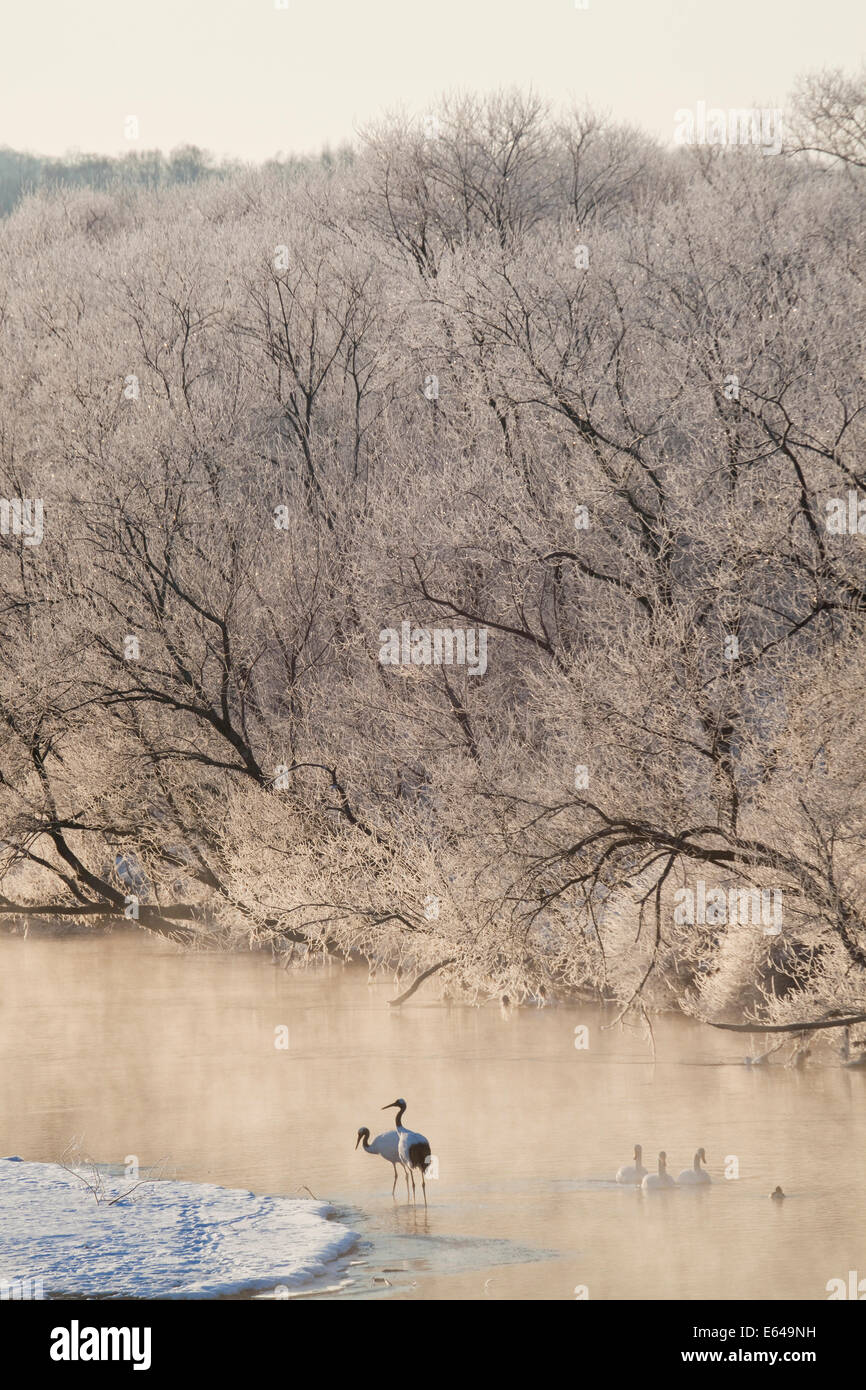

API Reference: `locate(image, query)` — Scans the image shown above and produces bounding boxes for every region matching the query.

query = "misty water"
[2,930,863,1301]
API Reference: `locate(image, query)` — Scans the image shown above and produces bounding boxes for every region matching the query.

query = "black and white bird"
[355,1125,410,1199]
[382,1098,432,1206]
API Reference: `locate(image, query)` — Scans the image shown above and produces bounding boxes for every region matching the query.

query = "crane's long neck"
[394,1104,406,1128]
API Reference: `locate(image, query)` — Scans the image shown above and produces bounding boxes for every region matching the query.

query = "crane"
[355,1125,410,1199]
[382,1098,432,1206]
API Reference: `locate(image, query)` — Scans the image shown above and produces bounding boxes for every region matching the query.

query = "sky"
[1,0,864,161]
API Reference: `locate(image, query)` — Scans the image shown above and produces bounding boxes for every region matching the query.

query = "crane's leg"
[391,1163,398,1198]
[421,1168,427,1208]
[409,1167,417,1204]
[402,1162,411,1201]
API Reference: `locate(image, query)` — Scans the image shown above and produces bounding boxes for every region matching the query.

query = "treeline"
[0,143,354,217]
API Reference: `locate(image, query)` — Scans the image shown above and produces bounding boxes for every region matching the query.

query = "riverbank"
[0,1157,356,1299]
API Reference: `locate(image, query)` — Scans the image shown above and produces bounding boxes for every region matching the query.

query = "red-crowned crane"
[615,1144,647,1185]
[677,1148,711,1185]
[355,1125,410,1199]
[382,1098,431,1206]
[641,1151,676,1189]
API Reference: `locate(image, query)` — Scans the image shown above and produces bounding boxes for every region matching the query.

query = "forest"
[1,68,864,1046]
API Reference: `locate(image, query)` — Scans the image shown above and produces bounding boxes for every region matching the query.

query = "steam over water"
[1,932,862,1300]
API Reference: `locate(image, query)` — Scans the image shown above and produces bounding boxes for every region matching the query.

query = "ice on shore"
[0,1157,357,1299]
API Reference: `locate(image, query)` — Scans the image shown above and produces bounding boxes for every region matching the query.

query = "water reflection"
[1,931,863,1300]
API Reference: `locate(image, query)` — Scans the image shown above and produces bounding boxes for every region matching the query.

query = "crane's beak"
[354,1133,362,1149]
[382,1101,398,1110]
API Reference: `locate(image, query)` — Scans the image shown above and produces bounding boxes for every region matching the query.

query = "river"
[1,930,862,1300]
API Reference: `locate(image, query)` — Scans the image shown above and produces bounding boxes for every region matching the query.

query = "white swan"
[677,1147,711,1184]
[641,1151,676,1190]
[616,1143,647,1185]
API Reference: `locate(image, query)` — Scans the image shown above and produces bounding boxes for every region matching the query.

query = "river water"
[1,930,862,1300]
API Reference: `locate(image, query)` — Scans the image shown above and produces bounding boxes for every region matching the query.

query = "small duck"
[769,1186,785,1201]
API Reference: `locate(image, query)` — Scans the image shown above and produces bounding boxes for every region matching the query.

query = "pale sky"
[1,0,863,160]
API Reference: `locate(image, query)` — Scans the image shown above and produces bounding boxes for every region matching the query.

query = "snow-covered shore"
[0,1157,357,1299]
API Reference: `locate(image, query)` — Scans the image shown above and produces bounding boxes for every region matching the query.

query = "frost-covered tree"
[0,76,864,1047]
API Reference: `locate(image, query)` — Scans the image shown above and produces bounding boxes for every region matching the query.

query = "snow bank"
[0,1157,357,1299]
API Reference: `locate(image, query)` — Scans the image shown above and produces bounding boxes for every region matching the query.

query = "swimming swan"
[677,1147,711,1184]
[616,1143,647,1185]
[641,1151,676,1189]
